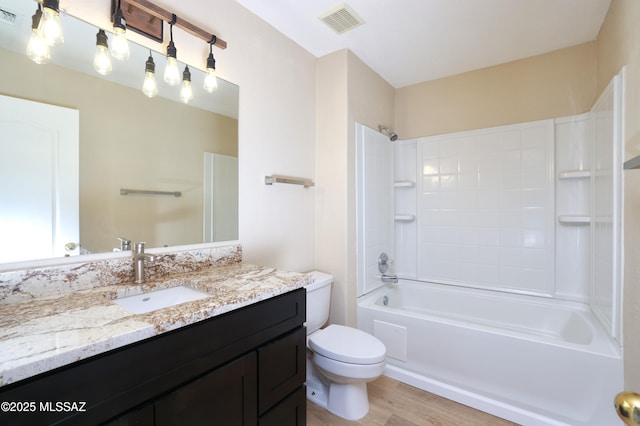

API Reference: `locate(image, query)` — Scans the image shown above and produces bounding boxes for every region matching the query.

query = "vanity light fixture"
[163,16,180,86]
[40,0,64,46]
[142,51,158,98]
[203,38,218,93]
[110,0,130,61]
[179,65,194,104]
[93,29,112,75]
[26,5,51,64]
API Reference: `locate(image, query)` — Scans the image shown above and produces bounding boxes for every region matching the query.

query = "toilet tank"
[305,271,333,335]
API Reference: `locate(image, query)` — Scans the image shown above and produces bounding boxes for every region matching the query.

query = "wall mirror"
[0,0,239,266]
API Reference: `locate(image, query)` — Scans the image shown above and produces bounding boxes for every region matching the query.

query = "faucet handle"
[117,237,131,251]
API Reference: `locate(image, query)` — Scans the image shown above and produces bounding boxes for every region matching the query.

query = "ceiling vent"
[319,3,365,34]
[0,8,16,25]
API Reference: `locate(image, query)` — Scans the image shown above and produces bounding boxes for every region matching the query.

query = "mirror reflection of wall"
[0,2,239,264]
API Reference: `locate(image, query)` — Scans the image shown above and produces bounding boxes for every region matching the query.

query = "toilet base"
[327,382,369,421]
[306,357,371,421]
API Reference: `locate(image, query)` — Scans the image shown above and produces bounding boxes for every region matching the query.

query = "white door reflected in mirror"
[0,94,79,263]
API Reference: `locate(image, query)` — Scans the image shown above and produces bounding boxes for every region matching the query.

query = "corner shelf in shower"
[557,215,591,224]
[394,214,415,222]
[394,180,415,188]
[558,170,591,179]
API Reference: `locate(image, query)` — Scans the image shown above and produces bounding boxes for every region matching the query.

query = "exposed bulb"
[110,7,129,61]
[93,30,112,75]
[110,28,130,61]
[180,80,193,103]
[203,68,218,93]
[143,71,158,98]
[40,6,63,46]
[203,51,217,93]
[27,16,50,64]
[164,57,180,86]
[180,66,193,104]
[163,39,180,86]
[142,55,158,98]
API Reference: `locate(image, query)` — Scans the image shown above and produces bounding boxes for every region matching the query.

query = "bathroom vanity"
[0,244,309,425]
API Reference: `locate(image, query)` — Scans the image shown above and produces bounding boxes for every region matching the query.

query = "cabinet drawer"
[155,352,257,426]
[258,327,306,414]
[258,386,306,426]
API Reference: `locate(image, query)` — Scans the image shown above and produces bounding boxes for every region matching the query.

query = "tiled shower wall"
[403,120,556,295]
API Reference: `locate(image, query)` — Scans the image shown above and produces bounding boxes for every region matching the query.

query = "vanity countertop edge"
[0,262,312,387]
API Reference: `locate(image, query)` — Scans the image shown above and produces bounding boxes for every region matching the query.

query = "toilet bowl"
[305,271,386,421]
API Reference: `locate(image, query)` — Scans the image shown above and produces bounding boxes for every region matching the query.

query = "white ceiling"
[233,0,612,88]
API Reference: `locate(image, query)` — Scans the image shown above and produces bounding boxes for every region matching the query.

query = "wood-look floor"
[306,375,519,426]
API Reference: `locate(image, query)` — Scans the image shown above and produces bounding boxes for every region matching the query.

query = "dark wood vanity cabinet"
[0,288,306,426]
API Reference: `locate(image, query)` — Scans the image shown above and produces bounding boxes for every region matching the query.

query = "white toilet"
[305,271,386,421]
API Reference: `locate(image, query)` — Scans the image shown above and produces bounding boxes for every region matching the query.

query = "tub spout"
[381,274,398,284]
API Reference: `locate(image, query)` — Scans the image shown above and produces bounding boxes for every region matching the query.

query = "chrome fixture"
[378,125,398,141]
[378,252,398,283]
[381,274,398,284]
[265,175,315,188]
[117,237,131,251]
[133,242,155,284]
[378,252,390,274]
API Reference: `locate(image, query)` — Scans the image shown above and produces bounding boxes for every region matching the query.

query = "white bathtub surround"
[358,282,623,426]
[0,242,311,386]
[354,69,625,426]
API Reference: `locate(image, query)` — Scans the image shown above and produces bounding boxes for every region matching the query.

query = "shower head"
[378,125,398,141]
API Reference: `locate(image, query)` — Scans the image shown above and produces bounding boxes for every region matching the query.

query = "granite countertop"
[0,263,311,387]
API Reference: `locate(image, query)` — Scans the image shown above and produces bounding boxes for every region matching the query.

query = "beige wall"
[597,0,640,390]
[0,47,237,253]
[316,50,394,326]
[396,42,597,139]
[316,51,349,325]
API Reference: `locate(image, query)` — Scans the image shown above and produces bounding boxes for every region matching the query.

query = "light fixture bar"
[126,0,227,50]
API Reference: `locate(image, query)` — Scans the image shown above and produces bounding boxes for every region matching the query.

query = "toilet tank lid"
[309,324,386,364]
[305,270,333,291]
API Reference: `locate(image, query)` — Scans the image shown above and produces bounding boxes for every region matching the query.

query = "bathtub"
[357,280,623,426]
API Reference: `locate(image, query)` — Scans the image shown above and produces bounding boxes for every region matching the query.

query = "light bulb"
[40,2,63,46]
[27,29,51,64]
[203,69,218,93]
[142,55,158,98]
[110,8,130,61]
[164,56,180,86]
[180,66,193,104]
[93,30,112,75]
[203,52,218,93]
[110,28,130,61]
[27,9,50,64]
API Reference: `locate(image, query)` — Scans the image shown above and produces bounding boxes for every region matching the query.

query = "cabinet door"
[155,352,257,426]
[104,403,154,426]
[259,386,306,426]
[258,327,306,414]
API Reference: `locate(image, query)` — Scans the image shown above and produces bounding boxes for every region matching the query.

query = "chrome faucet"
[133,242,155,284]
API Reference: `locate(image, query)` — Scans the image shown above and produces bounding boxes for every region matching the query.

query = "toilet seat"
[308,324,386,365]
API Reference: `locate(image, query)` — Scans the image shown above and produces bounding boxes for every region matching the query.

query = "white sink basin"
[113,286,210,314]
